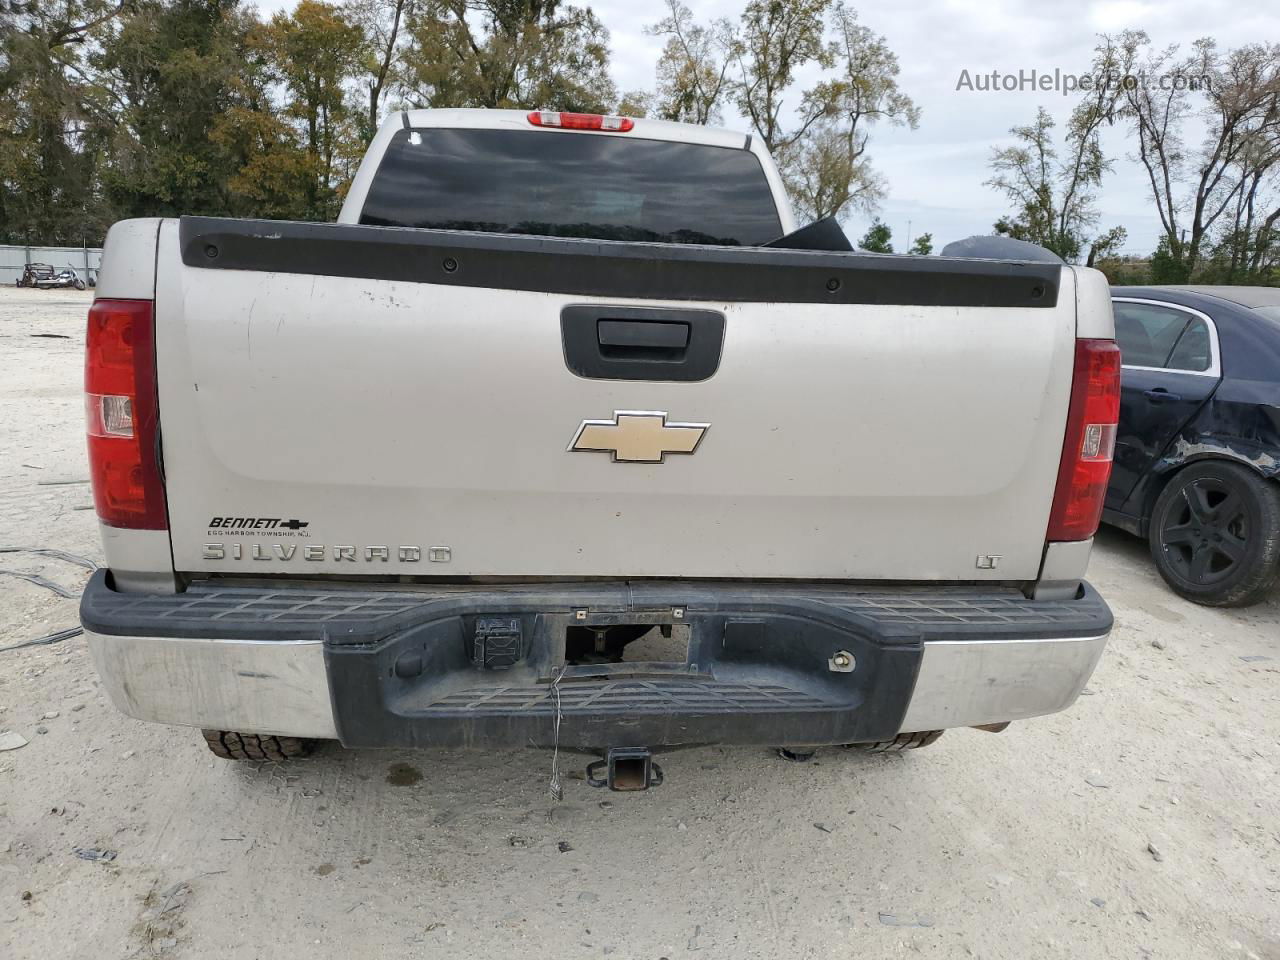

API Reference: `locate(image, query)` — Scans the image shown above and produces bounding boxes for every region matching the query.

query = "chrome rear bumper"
[87,631,337,739]
[901,633,1108,732]
[85,629,1109,743]
[83,573,1111,745]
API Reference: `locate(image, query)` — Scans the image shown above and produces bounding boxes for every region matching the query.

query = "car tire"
[1149,461,1280,607]
[845,730,944,752]
[201,729,317,761]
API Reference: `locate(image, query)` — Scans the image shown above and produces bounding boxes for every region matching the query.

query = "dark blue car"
[1106,286,1280,606]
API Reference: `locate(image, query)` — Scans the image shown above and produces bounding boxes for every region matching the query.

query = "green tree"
[200,5,315,219]
[615,89,652,117]
[262,0,366,219]
[398,0,616,112]
[347,0,415,141]
[986,33,1136,264]
[908,232,932,255]
[1149,236,1191,283]
[0,0,123,243]
[91,0,268,221]
[1085,225,1127,267]
[781,3,918,220]
[858,217,892,252]
[647,0,736,124]
[642,0,917,222]
[986,101,1126,263]
[732,0,831,151]
[1113,31,1280,278]
[781,123,881,224]
[209,99,315,221]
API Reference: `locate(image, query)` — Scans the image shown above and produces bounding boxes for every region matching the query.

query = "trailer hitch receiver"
[586,747,663,791]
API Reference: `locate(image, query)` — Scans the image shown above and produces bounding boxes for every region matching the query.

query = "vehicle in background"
[17,262,87,290]
[1106,285,1280,606]
[16,262,56,287]
[79,109,1117,788]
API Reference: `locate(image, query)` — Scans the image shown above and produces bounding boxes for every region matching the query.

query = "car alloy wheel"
[1159,475,1249,586]
[1149,461,1280,606]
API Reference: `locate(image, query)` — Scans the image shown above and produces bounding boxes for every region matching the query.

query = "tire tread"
[848,730,944,752]
[201,729,316,761]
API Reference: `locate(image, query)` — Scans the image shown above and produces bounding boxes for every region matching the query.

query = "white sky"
[253,0,1279,253]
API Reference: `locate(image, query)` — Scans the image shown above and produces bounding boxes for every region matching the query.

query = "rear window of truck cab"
[359,127,783,246]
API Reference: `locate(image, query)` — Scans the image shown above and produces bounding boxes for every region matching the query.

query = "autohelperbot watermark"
[956,68,1210,96]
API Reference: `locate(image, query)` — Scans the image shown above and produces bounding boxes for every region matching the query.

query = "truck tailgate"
[155,218,1076,581]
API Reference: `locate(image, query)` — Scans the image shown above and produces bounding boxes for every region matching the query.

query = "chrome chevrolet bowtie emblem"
[569,411,709,463]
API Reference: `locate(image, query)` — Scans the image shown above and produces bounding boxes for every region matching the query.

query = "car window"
[1166,318,1212,371]
[1112,301,1191,368]
[360,128,783,246]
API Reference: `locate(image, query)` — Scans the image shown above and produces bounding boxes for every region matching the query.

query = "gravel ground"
[1,286,1277,960]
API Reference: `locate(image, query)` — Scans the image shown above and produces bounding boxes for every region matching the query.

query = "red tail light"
[1047,339,1121,541]
[527,110,634,132]
[85,299,167,529]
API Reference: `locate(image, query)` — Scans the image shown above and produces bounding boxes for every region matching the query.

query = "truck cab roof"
[399,107,755,151]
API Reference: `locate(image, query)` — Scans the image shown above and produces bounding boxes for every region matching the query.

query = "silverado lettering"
[202,543,424,561]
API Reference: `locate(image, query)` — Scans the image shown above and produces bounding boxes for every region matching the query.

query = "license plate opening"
[565,623,692,667]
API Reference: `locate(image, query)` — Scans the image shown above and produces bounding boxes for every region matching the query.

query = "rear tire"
[1149,462,1280,607]
[202,729,317,761]
[776,747,816,762]
[846,730,944,752]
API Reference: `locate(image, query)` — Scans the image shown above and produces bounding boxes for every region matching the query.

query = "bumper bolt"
[829,650,855,673]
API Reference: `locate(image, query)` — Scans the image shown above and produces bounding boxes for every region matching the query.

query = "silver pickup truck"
[80,108,1117,789]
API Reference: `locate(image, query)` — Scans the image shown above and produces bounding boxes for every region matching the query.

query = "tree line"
[985,33,1280,284]
[848,31,1280,283]
[1,0,1277,286]
[0,0,916,245]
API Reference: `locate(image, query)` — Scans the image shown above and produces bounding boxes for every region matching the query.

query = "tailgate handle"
[561,306,725,382]
[597,319,690,353]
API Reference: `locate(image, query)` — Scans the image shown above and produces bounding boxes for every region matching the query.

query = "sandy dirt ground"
[0,286,1277,960]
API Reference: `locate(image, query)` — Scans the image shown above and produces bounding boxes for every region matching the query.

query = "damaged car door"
[1107,297,1221,507]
